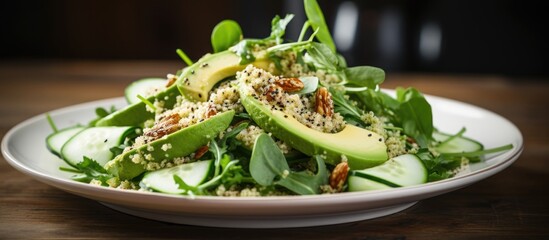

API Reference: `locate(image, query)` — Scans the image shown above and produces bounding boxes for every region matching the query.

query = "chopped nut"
[315,87,334,117]
[205,104,217,118]
[264,85,282,101]
[165,74,177,87]
[144,113,181,142]
[329,161,349,192]
[275,77,304,92]
[194,145,209,159]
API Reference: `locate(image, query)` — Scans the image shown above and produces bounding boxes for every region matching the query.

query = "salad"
[45,0,512,196]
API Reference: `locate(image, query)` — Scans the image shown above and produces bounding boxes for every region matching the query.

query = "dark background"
[1,0,547,77]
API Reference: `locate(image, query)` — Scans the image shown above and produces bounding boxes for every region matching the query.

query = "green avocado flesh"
[239,88,388,170]
[177,50,272,102]
[96,85,179,127]
[97,51,270,127]
[105,110,235,180]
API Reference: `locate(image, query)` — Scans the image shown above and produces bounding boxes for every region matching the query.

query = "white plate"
[2,92,523,228]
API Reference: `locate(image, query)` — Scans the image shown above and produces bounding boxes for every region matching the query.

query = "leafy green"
[270,14,294,44]
[211,20,242,53]
[344,66,386,89]
[65,156,114,185]
[176,48,194,66]
[329,87,365,126]
[249,133,327,195]
[295,76,319,95]
[89,106,116,126]
[394,87,433,147]
[45,113,58,133]
[249,133,289,186]
[304,0,336,52]
[276,155,327,195]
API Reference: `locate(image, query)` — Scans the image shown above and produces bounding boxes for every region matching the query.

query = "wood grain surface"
[1,61,547,239]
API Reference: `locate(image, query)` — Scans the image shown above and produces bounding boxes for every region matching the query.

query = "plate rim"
[1,92,524,219]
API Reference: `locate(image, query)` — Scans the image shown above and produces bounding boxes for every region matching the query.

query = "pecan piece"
[315,87,334,117]
[264,85,282,101]
[144,113,181,141]
[329,161,349,192]
[193,145,209,159]
[275,77,304,92]
[165,74,177,87]
[205,104,217,118]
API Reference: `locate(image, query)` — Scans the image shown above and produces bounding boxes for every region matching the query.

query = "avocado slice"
[96,83,179,127]
[96,50,271,127]
[238,85,388,170]
[177,50,272,102]
[105,110,235,180]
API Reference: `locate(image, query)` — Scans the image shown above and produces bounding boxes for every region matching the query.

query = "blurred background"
[1,0,547,77]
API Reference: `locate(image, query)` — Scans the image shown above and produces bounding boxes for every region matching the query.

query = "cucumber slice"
[60,126,137,167]
[433,131,483,153]
[348,154,427,192]
[46,126,85,157]
[125,78,166,104]
[141,160,213,194]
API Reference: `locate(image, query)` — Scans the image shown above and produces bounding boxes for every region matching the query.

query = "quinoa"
[237,65,345,133]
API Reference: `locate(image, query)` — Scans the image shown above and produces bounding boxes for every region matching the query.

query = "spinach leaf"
[395,87,433,147]
[276,155,327,195]
[250,133,289,186]
[249,133,328,195]
[211,20,242,53]
[304,0,336,52]
[344,66,386,89]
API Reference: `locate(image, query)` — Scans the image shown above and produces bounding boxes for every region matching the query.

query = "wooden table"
[1,60,548,239]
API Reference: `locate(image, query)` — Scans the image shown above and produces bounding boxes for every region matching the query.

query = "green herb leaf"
[306,42,339,71]
[276,155,328,195]
[395,87,433,147]
[304,0,336,52]
[270,14,294,44]
[295,76,319,95]
[250,133,289,186]
[68,156,114,185]
[330,88,364,124]
[231,40,256,65]
[344,66,386,89]
[211,20,243,53]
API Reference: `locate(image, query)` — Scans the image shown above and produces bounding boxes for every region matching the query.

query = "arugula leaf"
[211,20,243,53]
[270,14,294,44]
[304,0,336,52]
[329,88,365,125]
[306,42,340,71]
[231,40,257,65]
[68,156,114,185]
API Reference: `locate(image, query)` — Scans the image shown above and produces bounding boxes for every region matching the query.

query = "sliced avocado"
[177,50,272,102]
[105,110,235,180]
[238,87,388,170]
[95,81,181,127]
[97,50,271,127]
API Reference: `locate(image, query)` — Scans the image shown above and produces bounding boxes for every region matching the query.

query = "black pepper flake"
[378,138,383,142]
[201,63,209,67]
[104,139,108,143]
[284,115,288,118]
[198,93,202,98]
[191,70,195,74]
[368,133,372,137]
